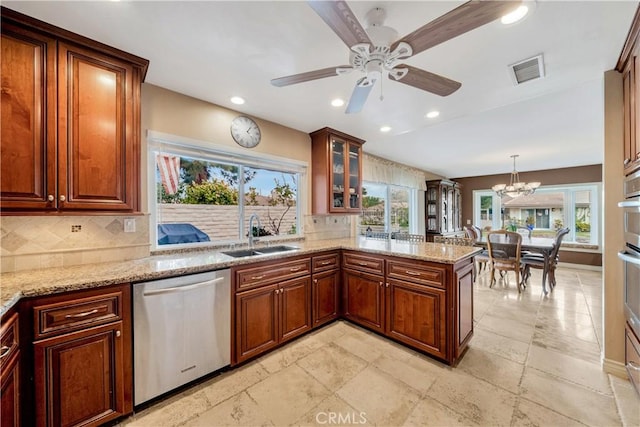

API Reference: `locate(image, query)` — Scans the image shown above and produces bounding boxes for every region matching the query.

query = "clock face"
[230,116,261,148]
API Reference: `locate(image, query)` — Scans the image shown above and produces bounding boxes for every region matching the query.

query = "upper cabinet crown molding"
[1,7,149,214]
[616,3,640,72]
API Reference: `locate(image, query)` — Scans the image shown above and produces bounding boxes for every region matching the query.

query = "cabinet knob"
[59,195,66,202]
[379,281,383,287]
[116,330,121,338]
[386,282,389,288]
[0,345,10,358]
[47,195,54,202]
[313,279,318,284]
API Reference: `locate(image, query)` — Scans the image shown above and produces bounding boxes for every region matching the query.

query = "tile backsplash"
[1,215,150,272]
[304,214,354,241]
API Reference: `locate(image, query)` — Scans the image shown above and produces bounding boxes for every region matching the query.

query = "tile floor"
[120,266,640,427]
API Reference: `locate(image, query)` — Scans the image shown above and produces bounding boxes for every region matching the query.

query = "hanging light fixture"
[492,155,541,198]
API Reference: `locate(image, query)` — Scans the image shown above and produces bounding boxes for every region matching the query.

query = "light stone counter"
[0,237,480,316]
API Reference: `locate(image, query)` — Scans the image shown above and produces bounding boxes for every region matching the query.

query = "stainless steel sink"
[222,245,298,258]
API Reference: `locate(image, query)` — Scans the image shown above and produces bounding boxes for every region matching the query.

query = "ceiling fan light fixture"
[501,5,529,25]
[331,98,345,107]
[230,96,245,105]
[426,110,440,119]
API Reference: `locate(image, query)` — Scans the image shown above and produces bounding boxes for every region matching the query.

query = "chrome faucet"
[248,213,261,248]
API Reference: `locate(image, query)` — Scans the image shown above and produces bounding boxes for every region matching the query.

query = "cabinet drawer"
[387,259,446,289]
[625,324,640,393]
[0,312,19,370]
[34,290,123,339]
[343,252,384,275]
[312,253,340,272]
[236,257,311,291]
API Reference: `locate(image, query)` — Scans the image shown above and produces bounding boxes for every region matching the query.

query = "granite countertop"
[0,237,480,316]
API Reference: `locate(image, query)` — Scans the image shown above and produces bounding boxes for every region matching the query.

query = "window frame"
[472,183,601,248]
[359,181,419,235]
[147,131,307,250]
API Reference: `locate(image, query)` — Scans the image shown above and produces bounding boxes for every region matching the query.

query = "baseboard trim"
[557,262,602,272]
[603,357,628,379]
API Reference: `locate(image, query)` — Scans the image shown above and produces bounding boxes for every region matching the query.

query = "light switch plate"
[124,218,136,233]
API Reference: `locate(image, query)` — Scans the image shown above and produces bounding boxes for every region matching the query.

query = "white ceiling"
[4,1,637,178]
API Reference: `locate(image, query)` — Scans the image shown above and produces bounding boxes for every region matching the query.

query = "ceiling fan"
[271,0,522,113]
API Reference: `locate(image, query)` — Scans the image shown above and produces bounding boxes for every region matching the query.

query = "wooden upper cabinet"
[310,127,365,214]
[0,7,148,213]
[0,21,56,210]
[618,4,640,176]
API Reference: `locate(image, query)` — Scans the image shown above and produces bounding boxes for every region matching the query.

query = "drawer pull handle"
[629,361,640,371]
[0,346,10,358]
[320,261,331,265]
[250,275,265,280]
[624,158,631,165]
[290,267,302,272]
[405,270,421,276]
[65,308,99,319]
[358,262,369,266]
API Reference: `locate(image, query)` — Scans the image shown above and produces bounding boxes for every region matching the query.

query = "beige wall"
[141,84,313,215]
[603,70,626,373]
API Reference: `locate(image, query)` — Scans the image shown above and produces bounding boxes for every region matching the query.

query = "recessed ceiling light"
[501,5,529,24]
[426,111,440,119]
[331,98,345,107]
[230,96,245,105]
[380,126,392,133]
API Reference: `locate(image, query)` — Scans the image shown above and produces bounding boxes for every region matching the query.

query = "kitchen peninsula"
[1,237,478,425]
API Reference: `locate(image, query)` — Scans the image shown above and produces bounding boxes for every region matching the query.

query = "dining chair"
[521,227,570,290]
[487,230,523,291]
[464,225,490,280]
[516,226,532,239]
[394,233,425,242]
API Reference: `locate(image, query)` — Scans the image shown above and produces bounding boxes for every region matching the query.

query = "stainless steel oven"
[619,170,640,393]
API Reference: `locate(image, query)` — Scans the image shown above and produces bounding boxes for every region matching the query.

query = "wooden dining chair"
[487,230,523,291]
[464,225,490,279]
[521,227,570,290]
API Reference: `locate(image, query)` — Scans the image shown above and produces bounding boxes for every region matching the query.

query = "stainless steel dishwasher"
[133,269,230,405]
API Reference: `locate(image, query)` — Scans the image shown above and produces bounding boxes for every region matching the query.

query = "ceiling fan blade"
[271,65,351,87]
[391,0,522,56]
[388,65,461,97]
[307,0,372,48]
[345,77,375,114]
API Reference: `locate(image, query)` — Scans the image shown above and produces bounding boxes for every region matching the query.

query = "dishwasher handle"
[142,277,225,297]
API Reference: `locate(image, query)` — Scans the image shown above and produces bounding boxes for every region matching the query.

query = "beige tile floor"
[120,266,640,427]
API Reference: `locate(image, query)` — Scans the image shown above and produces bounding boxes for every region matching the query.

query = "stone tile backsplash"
[1,215,150,272]
[304,215,354,241]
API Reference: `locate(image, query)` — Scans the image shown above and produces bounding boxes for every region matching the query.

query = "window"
[358,182,417,235]
[473,184,600,246]
[149,134,305,248]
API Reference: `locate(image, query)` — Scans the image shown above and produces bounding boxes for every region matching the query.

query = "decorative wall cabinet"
[425,179,462,241]
[0,8,148,213]
[310,127,365,214]
[618,5,640,176]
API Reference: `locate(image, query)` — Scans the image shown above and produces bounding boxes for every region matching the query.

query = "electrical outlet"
[124,218,136,233]
[467,219,471,225]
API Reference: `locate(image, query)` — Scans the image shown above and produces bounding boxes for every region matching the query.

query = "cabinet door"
[34,322,126,427]
[312,269,340,326]
[1,351,20,427]
[235,285,279,363]
[346,142,362,211]
[343,269,385,333]
[455,262,474,361]
[330,136,347,211]
[623,61,636,172]
[57,42,136,211]
[279,277,312,343]
[0,23,57,210]
[386,279,447,360]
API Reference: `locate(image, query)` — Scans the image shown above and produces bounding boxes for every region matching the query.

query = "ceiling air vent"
[509,54,545,85]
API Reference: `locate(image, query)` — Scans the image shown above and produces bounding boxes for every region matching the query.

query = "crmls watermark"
[315,411,368,425]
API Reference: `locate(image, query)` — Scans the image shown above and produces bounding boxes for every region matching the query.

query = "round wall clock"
[230,116,261,148]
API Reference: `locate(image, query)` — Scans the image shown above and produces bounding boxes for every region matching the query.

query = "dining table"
[475,235,556,294]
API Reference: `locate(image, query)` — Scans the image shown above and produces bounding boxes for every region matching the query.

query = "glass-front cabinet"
[310,128,365,214]
[425,179,462,241]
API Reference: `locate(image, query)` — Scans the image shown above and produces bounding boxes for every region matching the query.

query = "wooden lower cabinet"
[235,277,311,364]
[455,263,475,359]
[386,278,447,359]
[312,269,340,326]
[1,311,20,427]
[343,269,385,333]
[34,322,126,427]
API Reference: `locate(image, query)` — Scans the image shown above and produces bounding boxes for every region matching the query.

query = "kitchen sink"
[222,245,298,258]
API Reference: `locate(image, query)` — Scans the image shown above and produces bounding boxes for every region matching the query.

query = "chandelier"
[492,155,541,198]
